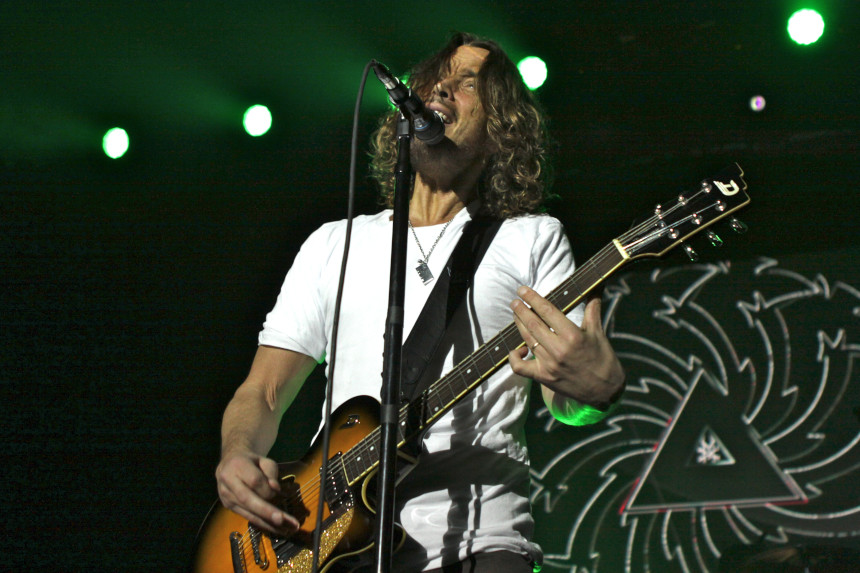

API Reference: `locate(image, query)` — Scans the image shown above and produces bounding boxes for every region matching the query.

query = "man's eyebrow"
[437,65,480,82]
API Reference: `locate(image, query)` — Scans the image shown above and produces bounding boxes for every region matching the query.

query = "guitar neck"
[337,241,630,486]
[335,161,751,486]
[419,241,629,425]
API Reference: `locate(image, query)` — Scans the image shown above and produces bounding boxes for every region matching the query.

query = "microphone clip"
[372,60,446,145]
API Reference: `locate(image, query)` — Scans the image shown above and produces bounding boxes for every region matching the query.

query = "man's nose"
[433,79,454,100]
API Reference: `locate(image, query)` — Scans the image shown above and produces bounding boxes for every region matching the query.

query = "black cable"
[311,59,374,573]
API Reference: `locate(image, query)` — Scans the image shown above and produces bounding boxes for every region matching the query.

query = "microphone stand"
[375,113,412,573]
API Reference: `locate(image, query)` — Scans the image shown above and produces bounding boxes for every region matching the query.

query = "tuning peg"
[706,230,723,247]
[729,217,748,234]
[682,242,699,262]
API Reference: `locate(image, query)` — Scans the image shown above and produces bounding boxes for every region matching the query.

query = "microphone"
[371,60,446,145]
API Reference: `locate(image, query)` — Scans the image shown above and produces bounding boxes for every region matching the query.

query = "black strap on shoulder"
[399,216,503,403]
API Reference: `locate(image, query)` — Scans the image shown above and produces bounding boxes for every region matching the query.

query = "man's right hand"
[215,451,300,536]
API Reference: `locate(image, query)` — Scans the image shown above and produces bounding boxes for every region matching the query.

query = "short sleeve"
[258,222,342,363]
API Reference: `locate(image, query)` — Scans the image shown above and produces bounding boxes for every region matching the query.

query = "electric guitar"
[192,164,750,573]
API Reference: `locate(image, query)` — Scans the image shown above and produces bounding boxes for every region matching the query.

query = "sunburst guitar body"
[192,396,404,573]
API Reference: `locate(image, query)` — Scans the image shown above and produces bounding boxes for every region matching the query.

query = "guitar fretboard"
[337,241,629,485]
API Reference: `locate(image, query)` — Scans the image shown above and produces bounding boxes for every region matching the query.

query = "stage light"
[749,95,766,112]
[788,9,825,45]
[243,105,272,136]
[102,127,129,159]
[517,56,547,90]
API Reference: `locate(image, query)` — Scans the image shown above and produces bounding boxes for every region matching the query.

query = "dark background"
[2,1,857,570]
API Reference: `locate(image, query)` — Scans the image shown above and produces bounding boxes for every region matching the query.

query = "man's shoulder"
[492,213,571,263]
[500,212,565,234]
[306,210,393,242]
[320,210,391,230]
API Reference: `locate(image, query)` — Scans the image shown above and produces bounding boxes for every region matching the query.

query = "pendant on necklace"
[416,260,434,284]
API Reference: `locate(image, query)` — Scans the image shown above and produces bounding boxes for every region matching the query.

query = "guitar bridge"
[229,531,247,572]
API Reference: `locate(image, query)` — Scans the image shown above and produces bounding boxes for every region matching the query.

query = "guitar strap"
[399,215,503,404]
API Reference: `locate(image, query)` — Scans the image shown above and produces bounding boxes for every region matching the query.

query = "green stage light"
[243,105,272,136]
[517,56,547,90]
[788,9,825,45]
[102,127,129,159]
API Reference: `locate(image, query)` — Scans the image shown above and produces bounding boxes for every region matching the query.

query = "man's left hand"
[509,286,624,408]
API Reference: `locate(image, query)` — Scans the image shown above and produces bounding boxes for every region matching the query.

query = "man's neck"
[408,172,478,227]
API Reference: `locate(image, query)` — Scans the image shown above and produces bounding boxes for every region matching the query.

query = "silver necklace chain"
[409,219,453,284]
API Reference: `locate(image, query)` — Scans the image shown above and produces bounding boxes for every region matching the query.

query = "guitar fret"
[344,428,379,483]
[441,378,458,402]
[427,381,446,409]
[461,358,476,379]
[486,338,507,363]
[397,416,407,443]
[343,443,367,482]
[367,431,381,470]
[578,263,602,294]
[343,458,356,483]
[427,391,444,416]
[455,367,471,392]
[550,278,583,310]
[343,449,358,482]
[495,337,509,355]
[500,326,522,353]
[472,351,495,375]
[362,442,376,471]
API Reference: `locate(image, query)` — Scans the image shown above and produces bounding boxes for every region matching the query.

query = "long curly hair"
[369,32,552,219]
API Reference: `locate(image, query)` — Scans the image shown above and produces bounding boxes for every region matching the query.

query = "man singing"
[215,32,625,572]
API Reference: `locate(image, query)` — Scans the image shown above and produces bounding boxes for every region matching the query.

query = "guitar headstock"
[619,163,750,260]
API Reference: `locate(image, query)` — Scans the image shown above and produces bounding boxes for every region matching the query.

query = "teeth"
[437,111,452,124]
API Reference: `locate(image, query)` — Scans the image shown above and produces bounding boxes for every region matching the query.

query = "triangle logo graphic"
[623,370,806,514]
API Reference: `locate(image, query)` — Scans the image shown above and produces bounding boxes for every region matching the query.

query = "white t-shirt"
[259,204,582,570]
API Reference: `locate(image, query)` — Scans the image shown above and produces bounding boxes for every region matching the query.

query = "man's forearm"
[219,346,317,459]
[220,384,283,458]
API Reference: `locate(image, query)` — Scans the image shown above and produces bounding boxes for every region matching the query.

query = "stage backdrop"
[2,2,859,571]
[526,249,859,571]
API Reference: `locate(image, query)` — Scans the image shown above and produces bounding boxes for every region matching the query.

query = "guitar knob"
[706,230,723,247]
[730,217,748,234]
[682,242,699,262]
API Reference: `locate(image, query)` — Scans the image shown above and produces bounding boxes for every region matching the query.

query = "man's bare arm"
[215,345,317,535]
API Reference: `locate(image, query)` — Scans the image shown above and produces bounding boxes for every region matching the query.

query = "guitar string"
[257,199,731,558]
[275,242,627,514]
[249,241,628,520]
[232,532,265,568]
[233,203,698,554]
[233,245,629,552]
[239,242,630,537]
[618,188,721,251]
[402,192,728,429]
[233,196,715,549]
